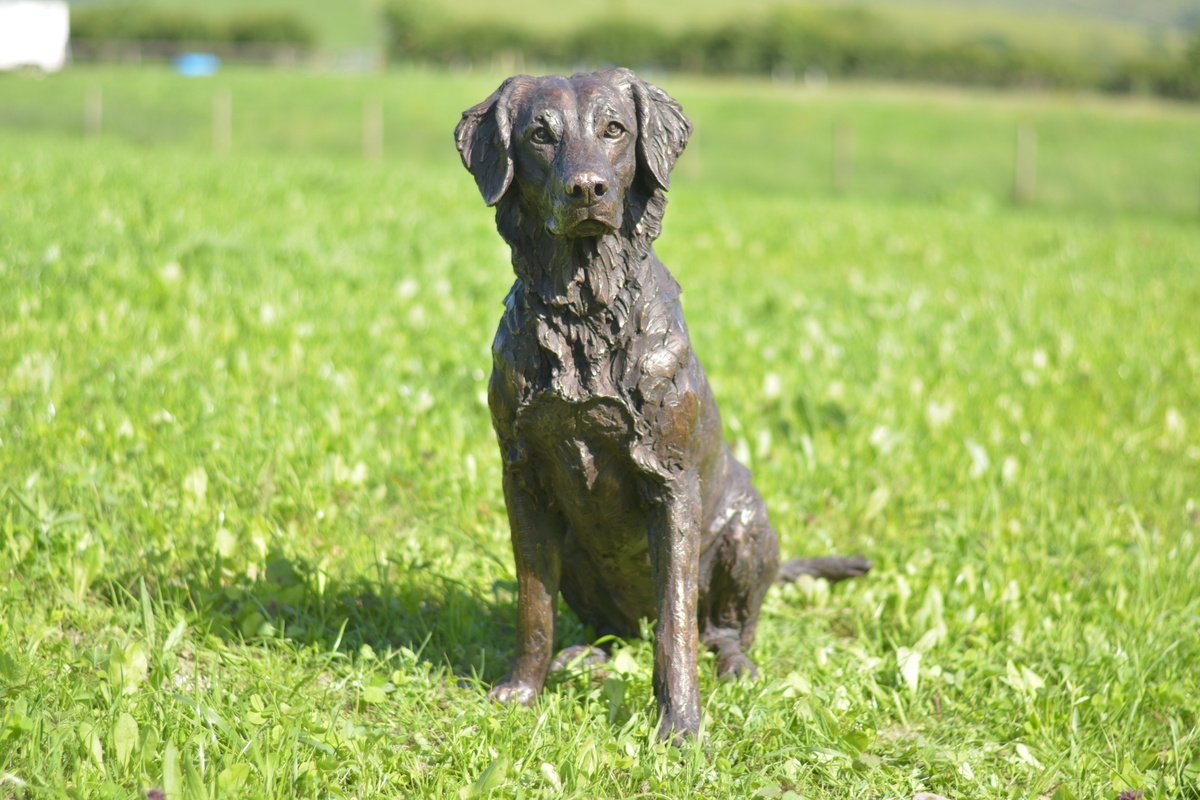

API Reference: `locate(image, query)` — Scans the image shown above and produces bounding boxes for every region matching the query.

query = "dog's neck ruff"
[491,181,679,407]
[495,181,668,317]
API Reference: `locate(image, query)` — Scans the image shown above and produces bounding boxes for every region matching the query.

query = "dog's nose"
[566,172,608,205]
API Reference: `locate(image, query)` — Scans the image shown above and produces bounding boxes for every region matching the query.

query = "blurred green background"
[42,0,1200,98]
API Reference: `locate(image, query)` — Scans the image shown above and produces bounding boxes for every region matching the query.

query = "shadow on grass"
[127,549,578,684]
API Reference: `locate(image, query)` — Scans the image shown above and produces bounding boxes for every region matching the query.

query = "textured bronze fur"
[455,68,869,740]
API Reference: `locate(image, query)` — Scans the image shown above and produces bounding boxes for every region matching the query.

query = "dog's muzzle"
[548,170,622,238]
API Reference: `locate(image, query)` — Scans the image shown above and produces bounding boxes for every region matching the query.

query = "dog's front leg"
[489,468,563,706]
[648,473,702,742]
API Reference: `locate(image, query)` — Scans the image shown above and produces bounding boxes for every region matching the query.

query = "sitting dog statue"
[455,68,869,740]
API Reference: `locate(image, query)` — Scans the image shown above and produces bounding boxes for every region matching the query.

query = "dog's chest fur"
[491,253,694,487]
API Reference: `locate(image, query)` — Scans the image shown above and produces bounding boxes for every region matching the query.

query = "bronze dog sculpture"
[455,68,869,740]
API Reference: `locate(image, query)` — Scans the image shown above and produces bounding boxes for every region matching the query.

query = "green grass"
[2,66,1200,798]
[3,67,1200,219]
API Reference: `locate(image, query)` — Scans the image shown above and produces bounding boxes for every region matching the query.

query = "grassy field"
[4,67,1200,218]
[2,67,1200,798]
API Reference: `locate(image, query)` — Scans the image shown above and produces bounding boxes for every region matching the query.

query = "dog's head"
[455,69,691,241]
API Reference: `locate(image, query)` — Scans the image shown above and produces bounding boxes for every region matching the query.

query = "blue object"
[174,53,220,77]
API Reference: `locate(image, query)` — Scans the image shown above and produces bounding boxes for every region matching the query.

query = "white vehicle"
[0,0,69,73]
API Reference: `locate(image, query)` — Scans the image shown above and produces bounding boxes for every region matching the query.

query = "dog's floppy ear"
[629,76,692,191]
[455,76,527,207]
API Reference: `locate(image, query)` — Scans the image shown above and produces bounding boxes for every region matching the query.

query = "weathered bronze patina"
[455,68,869,741]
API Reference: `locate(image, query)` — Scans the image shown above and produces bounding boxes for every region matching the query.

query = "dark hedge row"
[71,6,316,49]
[382,3,1200,100]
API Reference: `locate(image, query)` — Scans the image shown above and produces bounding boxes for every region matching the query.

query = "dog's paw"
[487,680,538,706]
[549,644,609,673]
[657,711,701,746]
[716,652,758,681]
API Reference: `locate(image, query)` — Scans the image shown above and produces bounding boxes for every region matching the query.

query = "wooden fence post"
[1014,124,1036,205]
[363,99,384,163]
[213,90,232,154]
[84,87,103,139]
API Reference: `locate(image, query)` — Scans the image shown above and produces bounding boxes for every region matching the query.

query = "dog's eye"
[603,122,626,139]
[530,128,553,145]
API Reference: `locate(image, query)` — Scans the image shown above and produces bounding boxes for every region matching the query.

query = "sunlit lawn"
[1,67,1198,798]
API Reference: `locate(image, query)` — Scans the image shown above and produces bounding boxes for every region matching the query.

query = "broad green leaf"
[108,642,149,695]
[603,676,626,723]
[1053,784,1079,800]
[539,762,562,793]
[163,742,181,799]
[610,649,639,675]
[79,721,104,770]
[361,685,389,705]
[162,618,186,655]
[863,485,890,522]
[140,726,160,771]
[113,713,139,769]
[218,763,252,791]
[1015,743,1043,769]
[0,651,21,684]
[896,647,921,693]
[1021,665,1046,692]
[782,671,811,697]
[842,726,873,754]
[469,754,509,797]
[1006,659,1024,692]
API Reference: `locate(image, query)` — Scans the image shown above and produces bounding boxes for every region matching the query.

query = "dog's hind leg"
[700,483,780,681]
[548,644,609,673]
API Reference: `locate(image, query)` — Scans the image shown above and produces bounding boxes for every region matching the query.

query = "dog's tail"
[776,556,872,584]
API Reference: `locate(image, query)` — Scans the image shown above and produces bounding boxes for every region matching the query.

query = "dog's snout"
[566,172,609,204]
